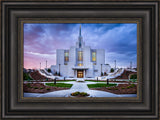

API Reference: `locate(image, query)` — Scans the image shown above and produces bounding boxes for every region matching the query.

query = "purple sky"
[24,23,137,69]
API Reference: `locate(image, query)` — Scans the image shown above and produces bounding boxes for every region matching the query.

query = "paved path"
[24,81,137,97]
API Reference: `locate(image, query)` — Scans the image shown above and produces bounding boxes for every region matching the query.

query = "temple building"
[51,25,111,78]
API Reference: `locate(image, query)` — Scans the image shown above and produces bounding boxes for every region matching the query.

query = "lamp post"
[101,64,102,76]
[54,77,57,85]
[114,60,116,70]
[59,64,61,76]
[107,79,109,85]
[130,61,132,70]
[40,62,41,69]
[46,60,47,69]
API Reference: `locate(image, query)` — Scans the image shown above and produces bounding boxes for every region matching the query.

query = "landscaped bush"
[80,92,88,96]
[131,84,136,87]
[34,87,38,89]
[47,68,51,73]
[46,88,50,90]
[110,68,114,72]
[108,88,112,90]
[26,83,31,87]
[71,91,80,96]
[130,74,137,79]
[129,79,137,83]
[101,72,103,76]
[121,87,125,89]
[23,72,33,80]
[54,71,58,75]
[127,86,131,89]
[126,84,136,89]
[114,88,118,90]
[71,92,89,97]
[40,87,44,89]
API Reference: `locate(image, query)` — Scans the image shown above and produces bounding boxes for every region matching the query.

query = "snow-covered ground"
[24,81,137,98]
[36,68,136,81]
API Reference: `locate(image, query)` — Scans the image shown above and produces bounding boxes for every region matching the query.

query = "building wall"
[50,65,57,74]
[56,49,65,66]
[67,46,76,77]
[83,46,94,77]
[51,47,111,78]
[50,43,110,78]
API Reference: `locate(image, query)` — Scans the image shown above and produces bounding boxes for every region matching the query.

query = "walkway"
[24,81,137,97]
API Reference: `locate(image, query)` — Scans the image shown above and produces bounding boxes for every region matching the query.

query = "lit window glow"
[78,51,83,61]
[64,51,69,62]
[92,52,96,61]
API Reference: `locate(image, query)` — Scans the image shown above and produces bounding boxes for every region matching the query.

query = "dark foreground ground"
[90,84,137,94]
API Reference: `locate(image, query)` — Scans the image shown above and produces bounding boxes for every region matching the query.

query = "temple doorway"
[77,70,83,78]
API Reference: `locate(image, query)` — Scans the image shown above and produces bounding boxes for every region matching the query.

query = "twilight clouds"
[24,23,137,69]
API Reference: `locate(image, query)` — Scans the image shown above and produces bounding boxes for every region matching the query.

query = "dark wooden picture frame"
[1,0,159,119]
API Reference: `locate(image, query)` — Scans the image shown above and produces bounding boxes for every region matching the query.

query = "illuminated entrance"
[72,67,88,78]
[77,70,83,78]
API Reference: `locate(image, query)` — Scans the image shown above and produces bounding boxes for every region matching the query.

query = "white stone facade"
[50,25,111,78]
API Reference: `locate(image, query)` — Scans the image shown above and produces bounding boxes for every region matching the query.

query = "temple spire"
[77,24,84,48]
[79,25,81,36]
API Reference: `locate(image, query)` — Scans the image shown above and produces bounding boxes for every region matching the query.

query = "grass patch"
[129,79,137,83]
[85,80,106,82]
[45,83,73,88]
[87,83,117,88]
[57,80,76,82]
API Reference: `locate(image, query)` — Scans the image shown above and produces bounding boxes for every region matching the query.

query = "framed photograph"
[23,23,138,98]
[1,0,159,119]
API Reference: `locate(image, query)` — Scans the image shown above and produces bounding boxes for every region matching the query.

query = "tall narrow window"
[64,51,69,62]
[92,52,96,62]
[78,51,83,61]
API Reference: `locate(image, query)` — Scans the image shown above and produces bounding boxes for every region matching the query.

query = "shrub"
[71,92,89,96]
[46,88,50,90]
[108,88,112,90]
[80,92,88,96]
[40,87,43,89]
[26,83,31,87]
[131,84,136,87]
[127,86,131,89]
[23,72,33,80]
[130,74,137,79]
[34,87,38,89]
[121,87,125,89]
[101,72,103,76]
[47,68,51,73]
[114,88,118,90]
[110,68,114,72]
[54,71,57,75]
[72,91,80,96]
